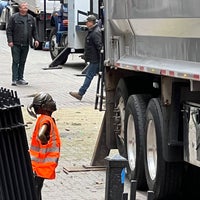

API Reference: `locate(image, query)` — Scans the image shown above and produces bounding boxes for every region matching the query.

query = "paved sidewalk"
[0,30,106,200]
[0,30,97,109]
[0,30,146,200]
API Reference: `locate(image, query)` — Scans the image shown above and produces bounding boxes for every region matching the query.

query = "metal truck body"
[95,0,200,199]
[67,0,97,49]
[0,0,60,47]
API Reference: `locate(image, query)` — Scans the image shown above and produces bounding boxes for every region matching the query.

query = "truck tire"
[49,27,60,60]
[49,27,69,65]
[113,79,128,157]
[144,98,183,199]
[124,94,150,190]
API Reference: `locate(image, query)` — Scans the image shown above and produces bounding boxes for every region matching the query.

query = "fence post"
[105,154,128,200]
[147,191,155,200]
[121,193,128,200]
[130,180,137,200]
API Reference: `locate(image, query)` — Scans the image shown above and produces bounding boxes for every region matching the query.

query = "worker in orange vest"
[27,92,61,200]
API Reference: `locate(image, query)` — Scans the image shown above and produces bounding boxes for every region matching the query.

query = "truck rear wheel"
[113,79,128,157]
[124,94,150,190]
[49,27,60,60]
[144,98,183,199]
[49,27,69,65]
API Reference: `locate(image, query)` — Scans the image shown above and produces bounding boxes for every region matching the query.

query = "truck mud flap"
[0,88,37,200]
[91,113,110,166]
[47,47,71,69]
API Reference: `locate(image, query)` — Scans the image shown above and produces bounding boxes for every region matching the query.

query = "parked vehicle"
[49,0,69,65]
[0,0,60,49]
[93,0,200,199]
[49,0,100,67]
[0,0,8,30]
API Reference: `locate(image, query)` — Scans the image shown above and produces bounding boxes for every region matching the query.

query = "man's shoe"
[17,79,28,85]
[69,92,82,101]
[11,81,17,86]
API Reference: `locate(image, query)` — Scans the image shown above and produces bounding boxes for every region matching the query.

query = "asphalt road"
[0,30,147,200]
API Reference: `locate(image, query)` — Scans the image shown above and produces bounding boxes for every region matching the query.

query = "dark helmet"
[27,92,56,118]
[86,15,96,23]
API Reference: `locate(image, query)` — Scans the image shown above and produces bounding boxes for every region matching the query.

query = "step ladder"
[94,49,106,111]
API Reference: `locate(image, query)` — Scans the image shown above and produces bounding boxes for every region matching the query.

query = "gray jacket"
[6,13,39,46]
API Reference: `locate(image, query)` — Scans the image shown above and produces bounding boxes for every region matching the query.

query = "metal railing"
[0,88,37,200]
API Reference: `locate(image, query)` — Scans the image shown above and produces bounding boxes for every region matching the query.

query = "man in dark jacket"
[6,2,39,86]
[69,14,102,100]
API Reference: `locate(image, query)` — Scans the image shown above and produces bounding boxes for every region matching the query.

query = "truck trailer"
[0,0,60,48]
[93,0,200,199]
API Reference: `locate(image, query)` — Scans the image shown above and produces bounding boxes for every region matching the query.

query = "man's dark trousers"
[11,44,29,81]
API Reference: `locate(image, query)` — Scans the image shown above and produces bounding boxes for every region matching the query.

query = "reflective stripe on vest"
[31,155,59,163]
[30,145,60,154]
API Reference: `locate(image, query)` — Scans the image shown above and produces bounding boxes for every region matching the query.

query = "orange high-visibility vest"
[29,114,61,179]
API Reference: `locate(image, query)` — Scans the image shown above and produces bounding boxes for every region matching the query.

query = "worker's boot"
[69,92,82,101]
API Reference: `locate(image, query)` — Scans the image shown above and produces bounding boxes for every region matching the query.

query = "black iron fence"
[0,87,37,200]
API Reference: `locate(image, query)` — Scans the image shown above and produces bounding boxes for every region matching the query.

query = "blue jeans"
[11,45,29,81]
[79,62,99,96]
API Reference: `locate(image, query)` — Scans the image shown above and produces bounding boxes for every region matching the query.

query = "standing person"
[69,14,102,100]
[6,2,39,86]
[56,0,68,44]
[27,92,61,200]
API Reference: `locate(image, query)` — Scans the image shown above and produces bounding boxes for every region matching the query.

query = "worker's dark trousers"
[34,175,44,200]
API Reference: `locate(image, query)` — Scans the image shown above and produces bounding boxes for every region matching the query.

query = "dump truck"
[92,0,200,199]
[0,0,60,48]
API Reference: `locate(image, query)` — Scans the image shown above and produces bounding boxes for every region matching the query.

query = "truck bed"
[116,55,200,81]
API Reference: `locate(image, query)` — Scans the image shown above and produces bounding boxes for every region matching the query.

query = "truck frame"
[93,0,200,199]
